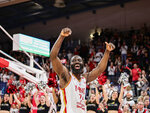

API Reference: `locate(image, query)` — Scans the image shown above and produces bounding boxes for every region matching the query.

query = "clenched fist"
[105,42,115,52]
[60,28,72,37]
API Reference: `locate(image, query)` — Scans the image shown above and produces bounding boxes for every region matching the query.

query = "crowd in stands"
[0,24,150,113]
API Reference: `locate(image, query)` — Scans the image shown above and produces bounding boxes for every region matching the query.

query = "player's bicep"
[86,67,102,83]
[51,57,66,76]
[51,57,70,82]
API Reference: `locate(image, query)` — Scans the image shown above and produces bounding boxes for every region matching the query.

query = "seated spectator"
[122,104,131,113]
[122,92,135,107]
[144,99,150,112]
[133,101,149,113]
[131,104,137,113]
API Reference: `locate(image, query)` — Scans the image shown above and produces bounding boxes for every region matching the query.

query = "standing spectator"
[124,59,132,75]
[102,84,124,113]
[130,64,141,97]
[115,56,122,66]
[67,50,73,61]
[131,42,139,59]
[137,45,146,68]
[133,101,148,113]
[34,90,50,113]
[7,74,15,86]
[13,93,31,113]
[73,47,79,55]
[86,94,98,113]
[136,70,148,96]
[120,41,128,64]
[107,62,116,82]
[115,64,122,78]
[94,49,104,63]
[0,93,13,113]
[19,77,26,86]
[2,70,9,83]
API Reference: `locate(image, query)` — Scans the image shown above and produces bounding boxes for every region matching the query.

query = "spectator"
[130,64,141,96]
[115,64,122,78]
[144,99,150,112]
[115,56,122,66]
[122,104,131,113]
[94,49,104,63]
[107,62,116,82]
[131,42,139,59]
[123,92,135,107]
[86,93,98,113]
[67,50,73,61]
[124,59,132,75]
[10,103,19,113]
[136,70,148,96]
[102,84,124,113]
[96,103,107,113]
[13,93,31,113]
[133,101,148,113]
[120,41,128,64]
[0,93,13,113]
[34,90,51,113]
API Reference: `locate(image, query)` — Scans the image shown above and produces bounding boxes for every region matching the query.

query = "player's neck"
[73,73,81,81]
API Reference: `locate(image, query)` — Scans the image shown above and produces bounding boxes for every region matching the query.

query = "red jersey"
[132,68,141,81]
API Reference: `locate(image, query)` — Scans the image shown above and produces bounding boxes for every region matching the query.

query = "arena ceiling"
[0,0,137,29]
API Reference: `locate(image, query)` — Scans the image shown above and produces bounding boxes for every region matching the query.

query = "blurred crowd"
[0,24,150,113]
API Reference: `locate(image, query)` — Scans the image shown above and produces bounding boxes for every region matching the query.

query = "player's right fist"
[60,28,72,37]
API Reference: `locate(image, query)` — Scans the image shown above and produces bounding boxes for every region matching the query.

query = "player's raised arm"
[86,42,115,83]
[50,28,72,88]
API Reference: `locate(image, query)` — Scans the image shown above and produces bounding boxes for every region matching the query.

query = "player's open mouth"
[75,64,80,69]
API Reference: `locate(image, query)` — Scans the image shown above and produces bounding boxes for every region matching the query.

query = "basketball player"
[50,28,115,113]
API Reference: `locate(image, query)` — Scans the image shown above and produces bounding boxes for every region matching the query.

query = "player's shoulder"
[82,73,89,80]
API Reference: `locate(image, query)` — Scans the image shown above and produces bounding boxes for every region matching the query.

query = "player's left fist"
[105,42,115,52]
[60,27,72,37]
